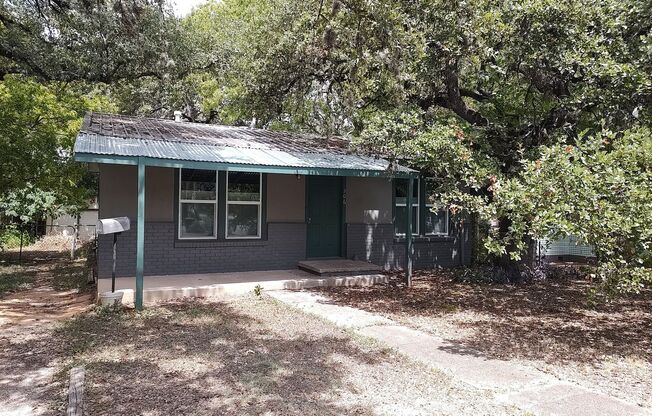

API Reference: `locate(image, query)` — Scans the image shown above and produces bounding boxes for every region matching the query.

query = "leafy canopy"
[0,0,190,84]
[0,75,107,218]
[194,0,652,291]
[0,0,650,292]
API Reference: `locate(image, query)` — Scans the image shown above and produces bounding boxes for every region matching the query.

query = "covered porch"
[98,264,387,305]
[74,113,419,309]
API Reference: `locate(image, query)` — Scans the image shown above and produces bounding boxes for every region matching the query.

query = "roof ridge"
[83,112,349,143]
[79,132,357,156]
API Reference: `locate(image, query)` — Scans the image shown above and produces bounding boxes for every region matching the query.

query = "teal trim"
[73,153,417,178]
[75,153,137,165]
[135,158,145,310]
[419,175,426,235]
[406,179,413,286]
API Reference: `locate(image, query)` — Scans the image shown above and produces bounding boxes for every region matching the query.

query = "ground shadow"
[0,319,69,415]
[0,249,95,415]
[56,299,381,415]
[317,270,652,365]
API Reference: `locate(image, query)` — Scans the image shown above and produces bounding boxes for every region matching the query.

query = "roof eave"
[74,153,418,178]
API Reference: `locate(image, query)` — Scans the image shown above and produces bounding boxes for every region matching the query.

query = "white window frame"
[225,172,262,239]
[424,204,449,236]
[178,169,218,240]
[395,178,420,237]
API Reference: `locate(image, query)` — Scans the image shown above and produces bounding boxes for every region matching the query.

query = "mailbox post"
[96,217,130,295]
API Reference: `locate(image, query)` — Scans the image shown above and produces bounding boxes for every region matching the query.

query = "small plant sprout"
[253,284,263,297]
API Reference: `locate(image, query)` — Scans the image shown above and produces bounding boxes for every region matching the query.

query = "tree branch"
[459,88,492,102]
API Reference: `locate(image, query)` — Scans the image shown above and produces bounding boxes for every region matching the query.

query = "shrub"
[0,226,35,250]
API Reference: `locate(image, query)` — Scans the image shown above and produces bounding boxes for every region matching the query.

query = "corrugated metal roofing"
[74,113,416,174]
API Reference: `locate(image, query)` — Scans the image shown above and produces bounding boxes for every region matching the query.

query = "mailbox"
[96,217,130,235]
[96,217,130,294]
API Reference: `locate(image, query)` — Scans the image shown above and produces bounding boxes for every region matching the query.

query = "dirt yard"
[57,296,520,415]
[316,269,652,410]
[1,247,519,416]
[0,247,95,415]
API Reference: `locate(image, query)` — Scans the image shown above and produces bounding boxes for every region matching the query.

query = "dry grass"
[0,247,93,297]
[316,269,652,409]
[0,249,95,415]
[52,296,518,416]
[1,248,519,415]
[29,235,76,253]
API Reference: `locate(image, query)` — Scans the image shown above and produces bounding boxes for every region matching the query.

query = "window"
[424,188,449,236]
[179,169,217,239]
[226,172,262,238]
[394,178,450,237]
[424,206,449,235]
[394,178,419,236]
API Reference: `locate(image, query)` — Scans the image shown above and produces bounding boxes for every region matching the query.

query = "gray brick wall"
[98,222,306,278]
[346,223,472,270]
[98,221,470,278]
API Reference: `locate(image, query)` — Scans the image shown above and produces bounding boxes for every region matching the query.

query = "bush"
[0,227,35,250]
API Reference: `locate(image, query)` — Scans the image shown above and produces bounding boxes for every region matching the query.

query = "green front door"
[306,176,343,258]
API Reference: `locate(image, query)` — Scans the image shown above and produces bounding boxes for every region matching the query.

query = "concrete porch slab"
[298,259,382,275]
[97,269,387,305]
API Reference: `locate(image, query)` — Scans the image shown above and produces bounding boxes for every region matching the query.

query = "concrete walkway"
[268,290,649,416]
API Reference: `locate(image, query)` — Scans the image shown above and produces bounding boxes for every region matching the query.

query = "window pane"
[394,178,419,202]
[181,169,216,200]
[425,207,447,235]
[394,206,418,235]
[228,172,260,201]
[227,204,259,237]
[180,203,215,238]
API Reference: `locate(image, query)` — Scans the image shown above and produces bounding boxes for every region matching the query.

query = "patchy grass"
[1,249,515,415]
[53,296,517,415]
[0,246,95,416]
[316,269,652,409]
[51,258,91,292]
[0,264,36,295]
[0,250,92,296]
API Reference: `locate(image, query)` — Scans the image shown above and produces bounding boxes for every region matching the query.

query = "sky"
[171,0,209,17]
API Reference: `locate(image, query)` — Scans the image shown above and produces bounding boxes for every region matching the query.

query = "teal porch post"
[135,158,145,310]
[405,177,413,287]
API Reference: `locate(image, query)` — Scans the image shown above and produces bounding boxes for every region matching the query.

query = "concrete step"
[297,259,383,276]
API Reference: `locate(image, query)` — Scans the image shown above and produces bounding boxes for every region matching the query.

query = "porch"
[98,267,387,305]
[75,113,419,309]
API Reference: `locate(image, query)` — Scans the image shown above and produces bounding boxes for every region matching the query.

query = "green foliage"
[253,284,263,297]
[0,0,190,84]
[0,185,59,223]
[0,76,103,218]
[0,226,34,250]
[0,0,650,295]
[492,128,652,293]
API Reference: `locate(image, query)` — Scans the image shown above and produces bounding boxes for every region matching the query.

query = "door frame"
[304,175,346,258]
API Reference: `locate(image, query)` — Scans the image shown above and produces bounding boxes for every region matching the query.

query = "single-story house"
[74,113,471,307]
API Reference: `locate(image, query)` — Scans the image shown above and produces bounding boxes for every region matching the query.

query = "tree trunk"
[494,217,537,282]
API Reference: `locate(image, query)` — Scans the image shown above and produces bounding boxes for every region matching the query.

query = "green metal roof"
[74,113,418,178]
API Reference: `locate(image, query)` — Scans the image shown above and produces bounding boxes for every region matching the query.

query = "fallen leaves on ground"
[316,268,652,408]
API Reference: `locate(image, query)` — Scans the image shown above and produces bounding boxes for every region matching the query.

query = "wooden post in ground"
[67,366,85,416]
